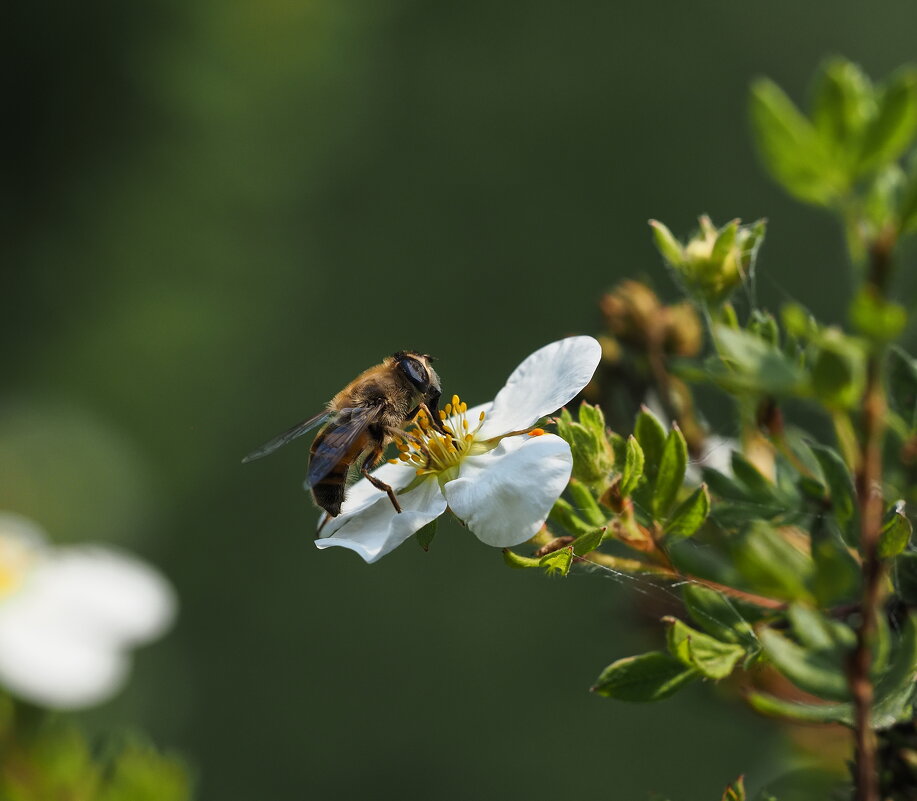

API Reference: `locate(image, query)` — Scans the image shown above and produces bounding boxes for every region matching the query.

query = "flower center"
[391,394,488,479]
[0,535,37,600]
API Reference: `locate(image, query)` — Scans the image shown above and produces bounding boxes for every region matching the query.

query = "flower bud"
[650,216,767,306]
[661,302,703,357]
[599,280,662,347]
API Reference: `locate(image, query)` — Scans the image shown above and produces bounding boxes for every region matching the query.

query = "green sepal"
[540,547,573,577]
[664,484,710,539]
[652,425,688,517]
[649,219,685,267]
[591,651,698,702]
[721,775,747,801]
[663,616,746,680]
[682,584,758,647]
[416,520,437,552]
[554,403,615,485]
[502,549,541,569]
[571,527,605,556]
[759,627,850,701]
[878,504,912,558]
[620,435,645,497]
[706,325,804,396]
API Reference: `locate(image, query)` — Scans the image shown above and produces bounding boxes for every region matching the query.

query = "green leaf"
[653,426,688,517]
[649,219,685,266]
[634,406,667,479]
[540,547,573,576]
[98,740,191,801]
[730,452,775,501]
[571,527,605,556]
[548,497,595,537]
[566,480,607,527]
[682,584,758,647]
[810,332,867,409]
[873,613,917,728]
[502,548,541,569]
[850,288,907,342]
[878,505,912,558]
[759,627,850,701]
[812,59,872,170]
[721,775,746,801]
[887,346,917,427]
[664,616,746,679]
[746,691,853,725]
[809,443,857,540]
[900,156,917,233]
[811,519,861,604]
[710,325,804,395]
[664,484,710,539]
[416,520,437,551]
[732,522,814,601]
[857,68,917,174]
[591,651,698,702]
[749,78,841,205]
[893,551,917,603]
[787,603,855,652]
[619,435,645,497]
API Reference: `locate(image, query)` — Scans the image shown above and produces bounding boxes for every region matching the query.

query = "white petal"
[478,337,601,439]
[315,477,447,563]
[443,433,572,547]
[312,461,419,527]
[23,547,177,644]
[0,546,174,710]
[0,607,128,709]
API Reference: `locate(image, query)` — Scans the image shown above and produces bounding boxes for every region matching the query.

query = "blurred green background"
[4,1,917,798]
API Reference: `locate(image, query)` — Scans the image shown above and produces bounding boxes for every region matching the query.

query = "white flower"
[315,336,602,563]
[0,513,176,710]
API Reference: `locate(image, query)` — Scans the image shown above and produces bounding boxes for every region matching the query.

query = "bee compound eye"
[399,356,429,389]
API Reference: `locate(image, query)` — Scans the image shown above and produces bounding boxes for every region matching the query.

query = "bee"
[242,351,445,518]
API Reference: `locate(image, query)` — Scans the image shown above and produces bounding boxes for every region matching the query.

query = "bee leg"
[361,465,402,514]
[361,446,402,514]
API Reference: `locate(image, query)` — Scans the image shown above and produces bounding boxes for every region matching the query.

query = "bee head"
[393,351,439,393]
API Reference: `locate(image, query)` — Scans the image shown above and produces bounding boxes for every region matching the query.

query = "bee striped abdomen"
[310,426,371,517]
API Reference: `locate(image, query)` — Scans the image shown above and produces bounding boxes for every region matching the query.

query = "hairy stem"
[850,232,894,801]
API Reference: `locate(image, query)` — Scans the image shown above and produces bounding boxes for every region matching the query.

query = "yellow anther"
[462,419,469,431]
[388,459,399,464]
[444,403,452,415]
[438,410,446,420]
[479,411,486,421]
[529,428,545,437]
[398,453,410,461]
[460,402,467,413]
[451,394,460,407]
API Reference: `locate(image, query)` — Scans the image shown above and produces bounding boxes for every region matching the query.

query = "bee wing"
[242,410,333,463]
[307,406,382,487]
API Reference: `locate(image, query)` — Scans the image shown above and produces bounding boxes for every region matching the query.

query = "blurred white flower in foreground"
[0,513,176,710]
[316,336,602,563]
